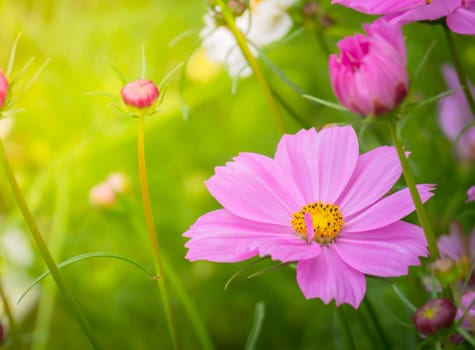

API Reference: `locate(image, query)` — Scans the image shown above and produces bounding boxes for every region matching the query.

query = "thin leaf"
[10,58,51,104]
[168,29,199,48]
[6,32,23,78]
[392,285,417,312]
[414,40,437,77]
[18,252,154,304]
[8,57,35,87]
[457,327,475,346]
[245,302,265,350]
[302,94,347,111]
[224,257,267,291]
[104,57,128,85]
[158,61,184,91]
[247,262,293,279]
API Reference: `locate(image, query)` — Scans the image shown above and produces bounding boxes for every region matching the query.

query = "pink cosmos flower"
[184,126,431,308]
[332,0,475,35]
[438,64,475,161]
[438,223,475,262]
[467,185,475,203]
[329,20,408,117]
[0,70,8,108]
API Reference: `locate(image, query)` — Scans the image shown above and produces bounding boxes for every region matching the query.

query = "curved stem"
[443,25,475,118]
[386,121,453,300]
[137,115,179,350]
[215,0,286,133]
[0,140,103,349]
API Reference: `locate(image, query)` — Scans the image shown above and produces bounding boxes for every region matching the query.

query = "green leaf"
[18,252,154,304]
[245,302,265,350]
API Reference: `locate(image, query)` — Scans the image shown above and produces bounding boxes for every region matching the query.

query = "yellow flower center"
[291,202,344,244]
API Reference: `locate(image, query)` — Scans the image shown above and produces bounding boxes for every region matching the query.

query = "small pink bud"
[0,70,9,108]
[329,20,408,117]
[89,183,117,207]
[121,79,159,109]
[413,298,456,336]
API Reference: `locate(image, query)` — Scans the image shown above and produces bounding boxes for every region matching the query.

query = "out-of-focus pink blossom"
[332,0,475,35]
[466,185,475,203]
[329,20,408,117]
[456,291,475,329]
[438,64,475,161]
[184,126,431,308]
[0,70,8,108]
[121,79,159,109]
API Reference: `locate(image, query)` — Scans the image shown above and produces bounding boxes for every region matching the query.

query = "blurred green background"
[0,1,474,349]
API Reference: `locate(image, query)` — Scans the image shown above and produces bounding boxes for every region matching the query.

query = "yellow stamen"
[291,202,344,244]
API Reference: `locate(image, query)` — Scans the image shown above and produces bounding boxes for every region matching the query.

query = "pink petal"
[296,246,366,308]
[184,209,321,263]
[314,126,359,203]
[446,6,475,35]
[337,146,401,216]
[274,129,320,203]
[331,0,424,14]
[438,224,467,260]
[207,152,304,225]
[335,221,427,276]
[344,184,435,232]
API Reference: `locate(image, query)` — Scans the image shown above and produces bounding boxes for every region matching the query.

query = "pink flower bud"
[89,182,117,207]
[329,20,408,117]
[0,70,9,108]
[121,79,159,109]
[413,298,456,336]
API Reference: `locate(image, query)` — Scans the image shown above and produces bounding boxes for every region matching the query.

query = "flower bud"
[413,298,456,336]
[0,321,4,343]
[329,20,408,117]
[89,182,117,208]
[0,70,9,108]
[121,79,159,109]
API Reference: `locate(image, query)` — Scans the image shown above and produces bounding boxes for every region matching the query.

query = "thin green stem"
[336,307,356,350]
[137,115,179,350]
[386,121,453,300]
[363,297,391,349]
[443,25,475,118]
[0,140,103,349]
[215,0,286,133]
[0,282,21,347]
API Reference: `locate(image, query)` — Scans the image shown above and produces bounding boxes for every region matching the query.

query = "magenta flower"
[184,126,431,308]
[332,0,475,35]
[438,64,475,161]
[329,20,408,117]
[437,223,475,262]
[0,70,8,108]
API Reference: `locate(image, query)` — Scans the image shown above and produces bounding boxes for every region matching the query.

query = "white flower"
[200,0,297,78]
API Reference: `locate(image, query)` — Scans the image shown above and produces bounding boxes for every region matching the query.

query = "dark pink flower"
[332,0,475,35]
[438,64,475,161]
[329,20,408,117]
[0,70,8,108]
[121,79,159,109]
[184,126,431,308]
[413,298,456,335]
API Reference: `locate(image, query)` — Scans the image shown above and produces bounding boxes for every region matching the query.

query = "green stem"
[443,25,475,118]
[0,282,21,348]
[0,140,103,349]
[336,307,356,350]
[386,121,453,300]
[363,297,391,349]
[137,115,179,350]
[215,0,286,133]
